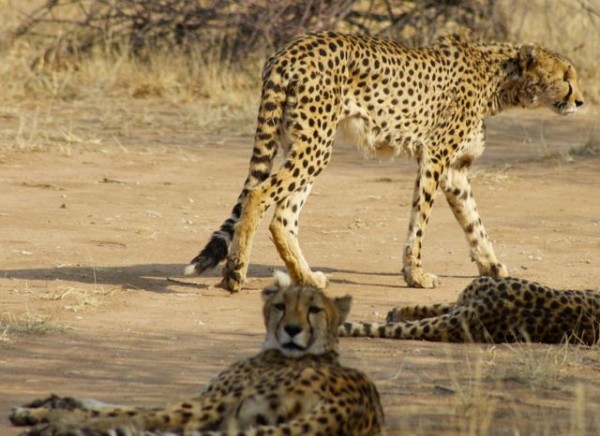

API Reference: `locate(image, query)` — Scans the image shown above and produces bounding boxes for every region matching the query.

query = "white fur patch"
[272,270,291,289]
[183,264,196,276]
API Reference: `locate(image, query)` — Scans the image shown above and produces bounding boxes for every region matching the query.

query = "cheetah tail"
[339,320,423,339]
[184,230,231,276]
[339,321,390,338]
[185,56,288,276]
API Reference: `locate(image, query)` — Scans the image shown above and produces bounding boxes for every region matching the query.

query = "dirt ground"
[1,99,599,435]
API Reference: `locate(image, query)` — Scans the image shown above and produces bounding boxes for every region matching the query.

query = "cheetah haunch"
[340,276,599,344]
[186,31,584,291]
[10,272,385,435]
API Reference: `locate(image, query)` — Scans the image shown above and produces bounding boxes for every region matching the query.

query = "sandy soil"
[0,99,599,435]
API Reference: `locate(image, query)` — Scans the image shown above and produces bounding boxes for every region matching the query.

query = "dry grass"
[0,0,261,143]
[0,0,597,112]
[40,286,116,312]
[0,311,63,341]
[569,132,600,156]
[537,129,600,161]
[441,344,600,435]
[488,343,573,390]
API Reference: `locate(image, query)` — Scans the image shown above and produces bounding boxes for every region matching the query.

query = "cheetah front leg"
[11,393,239,434]
[10,395,147,435]
[269,182,328,289]
[402,155,444,288]
[440,165,509,278]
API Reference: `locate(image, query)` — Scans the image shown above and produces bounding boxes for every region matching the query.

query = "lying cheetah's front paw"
[10,395,84,426]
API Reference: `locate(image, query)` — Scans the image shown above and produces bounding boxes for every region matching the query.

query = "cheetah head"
[261,271,352,358]
[514,44,584,115]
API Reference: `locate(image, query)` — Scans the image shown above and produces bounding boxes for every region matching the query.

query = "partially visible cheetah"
[186,31,584,291]
[10,272,385,435]
[340,276,599,344]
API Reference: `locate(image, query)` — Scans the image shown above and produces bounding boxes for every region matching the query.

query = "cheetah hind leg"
[221,187,271,292]
[269,183,328,289]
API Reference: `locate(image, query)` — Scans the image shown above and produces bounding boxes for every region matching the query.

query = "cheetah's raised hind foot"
[402,268,441,288]
[304,271,329,290]
[490,263,510,279]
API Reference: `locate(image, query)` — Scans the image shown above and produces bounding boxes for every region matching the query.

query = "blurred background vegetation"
[0,0,598,103]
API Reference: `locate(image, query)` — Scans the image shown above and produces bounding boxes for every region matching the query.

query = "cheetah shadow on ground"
[1,263,478,293]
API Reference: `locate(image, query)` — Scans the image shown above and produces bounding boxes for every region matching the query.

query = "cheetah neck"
[473,43,525,116]
[261,348,340,364]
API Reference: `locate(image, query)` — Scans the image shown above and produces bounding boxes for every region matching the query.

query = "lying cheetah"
[185,31,584,291]
[10,272,385,435]
[340,276,599,344]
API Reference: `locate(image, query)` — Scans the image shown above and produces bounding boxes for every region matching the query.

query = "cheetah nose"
[575,99,584,107]
[284,324,303,337]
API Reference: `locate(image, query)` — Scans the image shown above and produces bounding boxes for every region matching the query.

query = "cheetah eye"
[308,306,323,314]
[273,303,286,312]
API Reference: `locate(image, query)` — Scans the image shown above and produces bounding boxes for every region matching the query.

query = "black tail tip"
[185,237,229,275]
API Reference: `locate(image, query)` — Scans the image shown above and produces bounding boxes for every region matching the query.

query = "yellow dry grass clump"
[0,0,598,108]
[0,0,262,107]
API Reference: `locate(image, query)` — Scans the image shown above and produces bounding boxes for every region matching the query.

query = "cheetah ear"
[262,270,291,300]
[333,295,352,325]
[272,270,291,289]
[518,44,538,72]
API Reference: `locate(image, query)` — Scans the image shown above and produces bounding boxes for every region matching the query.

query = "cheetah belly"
[337,102,419,159]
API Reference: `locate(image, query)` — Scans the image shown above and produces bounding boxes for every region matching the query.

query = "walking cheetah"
[185,31,583,291]
[10,272,385,435]
[340,276,599,344]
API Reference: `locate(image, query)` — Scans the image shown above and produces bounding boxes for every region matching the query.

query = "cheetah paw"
[403,269,440,288]
[492,263,509,278]
[221,258,245,292]
[478,262,509,279]
[308,271,329,289]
